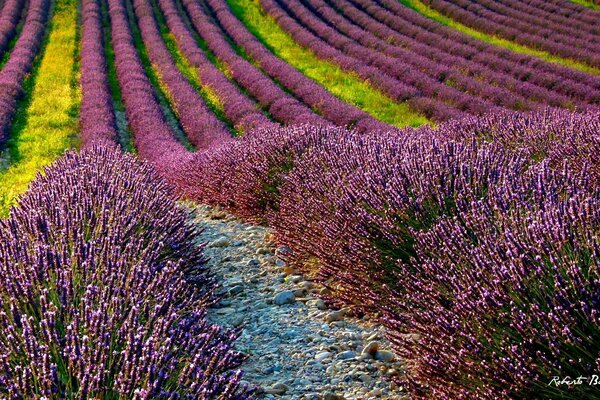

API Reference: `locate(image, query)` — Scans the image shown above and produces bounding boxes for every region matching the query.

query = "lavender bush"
[174,124,344,221]
[0,146,250,399]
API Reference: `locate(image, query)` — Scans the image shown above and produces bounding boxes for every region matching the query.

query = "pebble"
[361,341,380,355]
[273,290,296,305]
[192,204,405,400]
[307,299,326,310]
[315,351,333,362]
[264,382,289,395]
[209,236,231,247]
[229,285,244,295]
[325,309,346,322]
[322,392,345,400]
[337,351,356,360]
[374,350,395,362]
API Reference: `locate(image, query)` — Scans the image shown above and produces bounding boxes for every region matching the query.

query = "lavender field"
[0,0,598,398]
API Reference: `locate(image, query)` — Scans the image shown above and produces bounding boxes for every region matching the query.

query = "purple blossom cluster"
[439,108,600,183]
[0,146,250,399]
[180,0,327,126]
[424,0,600,67]
[174,124,341,221]
[132,0,232,149]
[80,0,119,147]
[156,0,276,133]
[0,0,25,56]
[108,0,188,174]
[202,0,391,133]
[0,0,49,147]
[177,108,599,399]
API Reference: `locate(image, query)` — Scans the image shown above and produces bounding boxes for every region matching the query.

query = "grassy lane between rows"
[0,0,81,217]
[402,0,600,76]
[228,0,429,128]
[570,0,600,10]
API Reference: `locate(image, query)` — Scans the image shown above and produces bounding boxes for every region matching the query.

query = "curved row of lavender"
[317,0,594,110]
[362,0,600,101]
[0,146,251,399]
[202,0,392,132]
[0,0,25,56]
[423,0,600,68]
[259,0,466,122]
[180,0,328,127]
[132,0,232,149]
[80,0,119,147]
[538,0,600,24]
[261,0,600,122]
[107,0,188,174]
[489,0,600,32]
[176,108,599,399]
[273,0,501,117]
[157,0,276,133]
[0,0,49,147]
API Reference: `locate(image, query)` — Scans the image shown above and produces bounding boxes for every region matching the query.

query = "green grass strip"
[570,0,600,10]
[402,0,600,76]
[0,0,81,217]
[227,0,429,128]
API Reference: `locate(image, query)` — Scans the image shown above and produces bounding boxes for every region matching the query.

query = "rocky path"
[190,205,406,400]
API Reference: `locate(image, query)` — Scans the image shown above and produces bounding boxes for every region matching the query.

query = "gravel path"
[190,204,406,400]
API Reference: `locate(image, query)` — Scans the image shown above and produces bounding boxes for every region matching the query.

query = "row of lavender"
[0,0,49,147]
[0,146,251,398]
[0,0,24,56]
[257,0,600,121]
[176,108,599,399]
[423,0,600,68]
[320,0,595,108]
[107,0,189,173]
[81,0,393,160]
[132,0,231,149]
[156,0,275,132]
[202,0,390,132]
[369,0,600,96]
[179,0,327,127]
